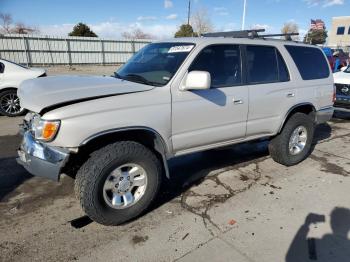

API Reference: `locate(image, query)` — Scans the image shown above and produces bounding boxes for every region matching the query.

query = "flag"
[310,19,317,30]
[310,19,325,30]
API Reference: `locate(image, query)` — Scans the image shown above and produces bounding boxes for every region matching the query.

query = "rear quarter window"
[285,45,330,80]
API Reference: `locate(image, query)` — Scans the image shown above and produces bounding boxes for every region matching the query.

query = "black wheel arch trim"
[278,102,316,133]
[80,126,171,178]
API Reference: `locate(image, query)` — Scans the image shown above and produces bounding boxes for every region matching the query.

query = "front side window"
[246,45,279,84]
[285,45,330,80]
[116,42,195,86]
[337,26,345,35]
[0,63,4,73]
[189,44,242,88]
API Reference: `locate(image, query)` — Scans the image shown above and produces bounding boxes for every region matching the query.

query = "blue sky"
[0,0,349,39]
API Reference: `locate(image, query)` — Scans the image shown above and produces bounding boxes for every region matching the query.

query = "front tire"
[269,113,314,166]
[75,141,162,226]
[0,89,27,117]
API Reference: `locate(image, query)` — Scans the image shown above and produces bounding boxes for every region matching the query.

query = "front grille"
[335,83,350,97]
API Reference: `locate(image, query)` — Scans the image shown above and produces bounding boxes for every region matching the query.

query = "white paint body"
[0,59,46,91]
[18,38,334,158]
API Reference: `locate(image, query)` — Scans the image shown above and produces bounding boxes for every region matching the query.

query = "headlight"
[31,115,60,142]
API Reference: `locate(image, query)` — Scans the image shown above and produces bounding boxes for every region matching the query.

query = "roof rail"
[201,29,299,41]
[202,29,265,38]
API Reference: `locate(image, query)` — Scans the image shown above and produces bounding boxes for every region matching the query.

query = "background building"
[328,16,350,51]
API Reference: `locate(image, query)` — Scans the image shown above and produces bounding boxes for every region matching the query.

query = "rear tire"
[75,141,162,226]
[269,113,314,166]
[0,89,27,117]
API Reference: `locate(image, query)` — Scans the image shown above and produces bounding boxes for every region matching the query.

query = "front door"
[171,44,248,154]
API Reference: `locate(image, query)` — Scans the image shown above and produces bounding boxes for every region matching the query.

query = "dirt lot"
[0,67,349,261]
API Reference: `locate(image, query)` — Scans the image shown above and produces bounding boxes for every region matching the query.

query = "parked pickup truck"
[17,35,334,226]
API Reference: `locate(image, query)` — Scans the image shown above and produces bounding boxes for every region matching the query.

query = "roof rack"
[201,29,299,41]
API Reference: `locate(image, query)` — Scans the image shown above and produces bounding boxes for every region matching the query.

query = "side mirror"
[181,71,211,91]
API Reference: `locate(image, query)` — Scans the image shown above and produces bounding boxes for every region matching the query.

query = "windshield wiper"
[124,74,162,87]
[114,72,124,79]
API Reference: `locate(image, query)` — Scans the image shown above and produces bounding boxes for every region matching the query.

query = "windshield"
[115,42,195,86]
[344,65,350,73]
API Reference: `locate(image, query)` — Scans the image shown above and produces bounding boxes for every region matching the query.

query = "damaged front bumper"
[17,131,70,181]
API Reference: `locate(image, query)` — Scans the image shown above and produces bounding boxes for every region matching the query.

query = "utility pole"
[242,0,247,30]
[187,0,191,25]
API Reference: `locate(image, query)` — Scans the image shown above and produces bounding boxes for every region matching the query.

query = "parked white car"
[333,65,350,112]
[0,59,46,117]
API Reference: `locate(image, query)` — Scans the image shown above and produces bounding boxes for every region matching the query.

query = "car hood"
[333,71,350,84]
[18,75,155,113]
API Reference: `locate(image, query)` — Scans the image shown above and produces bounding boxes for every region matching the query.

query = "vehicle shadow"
[333,111,350,121]
[286,207,350,262]
[191,88,227,106]
[152,123,332,213]
[0,157,32,201]
[0,134,33,201]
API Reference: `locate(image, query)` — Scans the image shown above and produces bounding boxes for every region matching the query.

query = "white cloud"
[251,24,271,30]
[323,0,344,6]
[214,7,229,16]
[250,24,273,33]
[304,0,344,7]
[164,0,173,9]
[137,16,157,21]
[214,7,226,12]
[165,14,178,20]
[39,21,177,39]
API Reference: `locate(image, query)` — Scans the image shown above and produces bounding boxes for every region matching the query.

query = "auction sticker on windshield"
[168,45,194,53]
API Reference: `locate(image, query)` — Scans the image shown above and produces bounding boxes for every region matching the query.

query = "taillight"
[332,84,336,103]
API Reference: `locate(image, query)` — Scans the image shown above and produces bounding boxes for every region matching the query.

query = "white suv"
[17,31,334,225]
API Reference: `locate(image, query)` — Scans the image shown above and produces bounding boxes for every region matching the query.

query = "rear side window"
[0,63,4,73]
[285,45,330,80]
[189,44,242,88]
[247,46,284,84]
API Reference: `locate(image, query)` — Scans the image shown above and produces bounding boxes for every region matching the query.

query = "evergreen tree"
[174,24,197,38]
[69,23,98,37]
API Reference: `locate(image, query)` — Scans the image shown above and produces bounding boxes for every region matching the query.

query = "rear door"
[244,45,296,137]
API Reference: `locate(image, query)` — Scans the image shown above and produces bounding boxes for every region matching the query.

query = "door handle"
[287,93,295,98]
[233,99,243,105]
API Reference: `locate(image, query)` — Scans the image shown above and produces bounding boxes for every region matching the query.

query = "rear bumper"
[17,131,69,181]
[315,106,334,124]
[334,101,350,113]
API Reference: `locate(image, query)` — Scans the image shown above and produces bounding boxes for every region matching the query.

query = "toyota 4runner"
[17,32,334,226]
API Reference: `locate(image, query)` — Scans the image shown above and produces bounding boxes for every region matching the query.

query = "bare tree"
[0,13,38,34]
[0,13,13,33]
[12,23,38,34]
[281,21,299,41]
[122,28,153,40]
[191,7,213,36]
